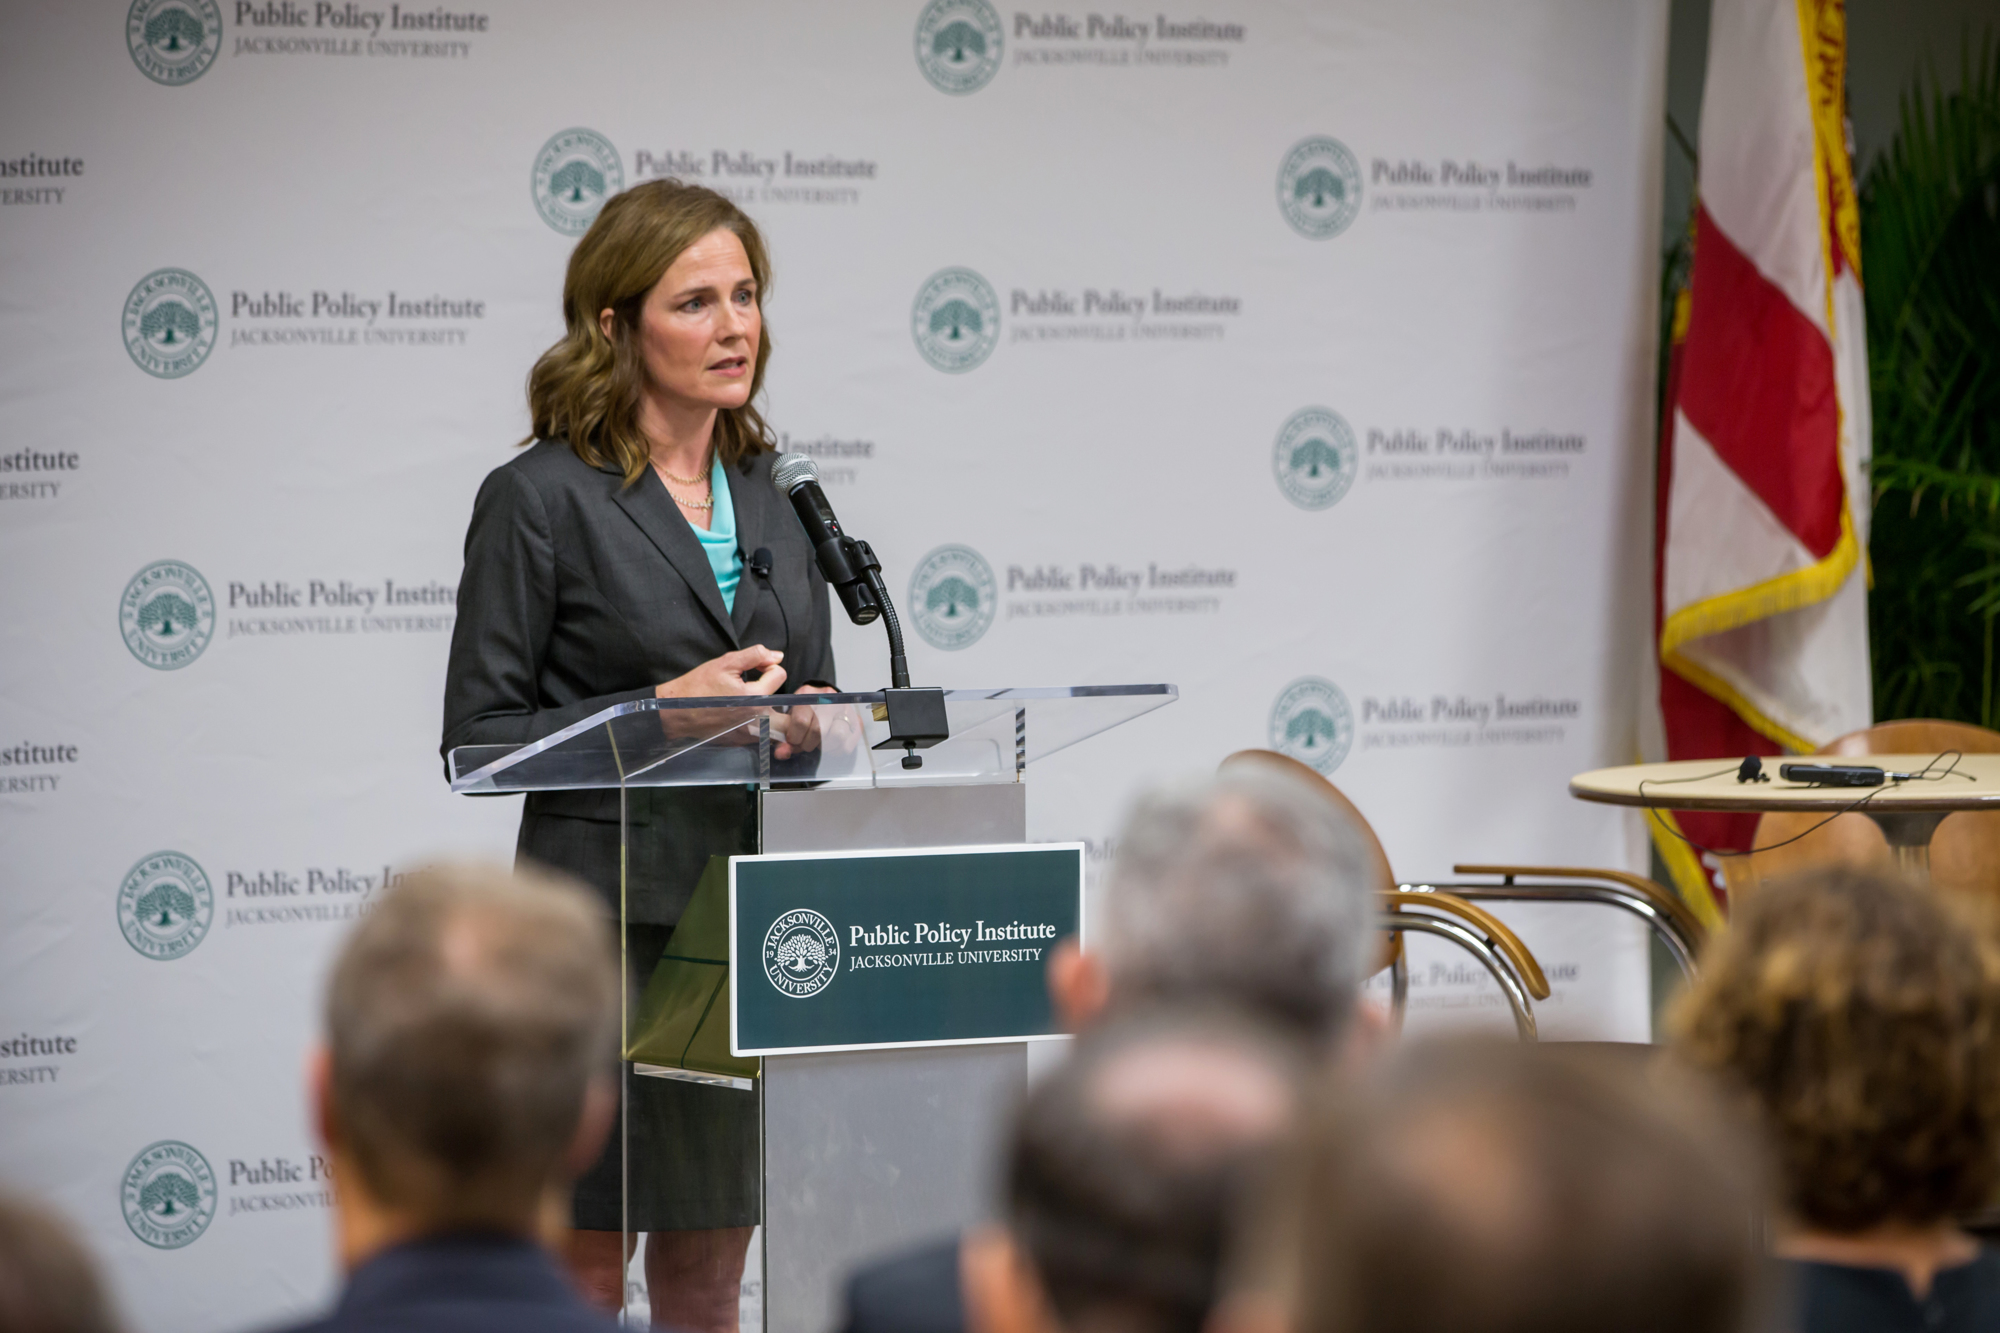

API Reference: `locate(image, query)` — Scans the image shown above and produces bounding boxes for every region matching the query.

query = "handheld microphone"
[771,454,881,626]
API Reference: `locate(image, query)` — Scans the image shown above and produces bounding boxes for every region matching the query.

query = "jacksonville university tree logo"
[1277,137,1363,240]
[120,561,216,671]
[118,852,215,961]
[122,1141,217,1249]
[915,0,1003,95]
[532,129,624,236]
[763,909,841,998]
[909,545,997,651]
[1273,408,1359,510]
[911,268,1000,373]
[123,269,217,379]
[1270,677,1355,774]
[127,0,222,85]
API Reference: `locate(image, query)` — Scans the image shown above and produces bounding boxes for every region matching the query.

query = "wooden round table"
[1568,754,2000,881]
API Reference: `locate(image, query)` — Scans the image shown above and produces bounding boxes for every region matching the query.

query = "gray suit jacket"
[441,440,837,923]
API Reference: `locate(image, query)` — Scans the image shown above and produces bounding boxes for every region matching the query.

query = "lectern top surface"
[447,684,1176,794]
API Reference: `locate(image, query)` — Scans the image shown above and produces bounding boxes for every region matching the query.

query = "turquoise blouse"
[690,454,743,613]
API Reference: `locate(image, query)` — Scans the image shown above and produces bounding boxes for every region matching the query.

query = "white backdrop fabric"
[1,2,1666,1328]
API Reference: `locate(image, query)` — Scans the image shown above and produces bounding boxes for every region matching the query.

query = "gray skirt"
[572,923,759,1232]
[518,787,762,1233]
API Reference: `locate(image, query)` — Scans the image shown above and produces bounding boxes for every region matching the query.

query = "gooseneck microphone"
[772,453,882,627]
[771,453,946,767]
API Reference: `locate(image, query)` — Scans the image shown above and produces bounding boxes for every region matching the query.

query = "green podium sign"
[729,843,1084,1056]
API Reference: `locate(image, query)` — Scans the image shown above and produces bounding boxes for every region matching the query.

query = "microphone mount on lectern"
[771,453,947,769]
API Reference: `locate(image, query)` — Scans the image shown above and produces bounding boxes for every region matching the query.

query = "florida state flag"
[1649,0,1873,922]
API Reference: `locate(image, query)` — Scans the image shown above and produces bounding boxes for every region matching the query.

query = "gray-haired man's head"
[1094,767,1378,1042]
[1006,1007,1306,1333]
[322,861,618,1231]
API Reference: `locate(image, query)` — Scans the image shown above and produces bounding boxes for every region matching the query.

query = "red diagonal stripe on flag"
[1676,204,1843,557]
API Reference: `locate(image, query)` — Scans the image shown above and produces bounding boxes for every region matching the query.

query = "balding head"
[1096,769,1376,1042]
[1284,1040,1762,1333]
[324,862,618,1231]
[1007,1010,1305,1333]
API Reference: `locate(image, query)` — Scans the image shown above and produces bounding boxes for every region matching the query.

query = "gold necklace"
[670,489,714,512]
[654,455,712,486]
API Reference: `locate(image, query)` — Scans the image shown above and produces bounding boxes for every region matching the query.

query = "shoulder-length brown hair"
[523,179,775,486]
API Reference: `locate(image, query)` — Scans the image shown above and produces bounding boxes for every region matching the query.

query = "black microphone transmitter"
[1778,763,1886,787]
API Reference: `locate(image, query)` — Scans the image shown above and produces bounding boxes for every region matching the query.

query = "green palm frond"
[1863,28,2000,726]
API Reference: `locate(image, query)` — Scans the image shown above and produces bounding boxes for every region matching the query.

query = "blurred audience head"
[992,1008,1305,1333]
[316,861,618,1241]
[1672,866,2000,1234]
[1268,1039,1761,1333]
[1059,765,1376,1044]
[0,1191,119,1333]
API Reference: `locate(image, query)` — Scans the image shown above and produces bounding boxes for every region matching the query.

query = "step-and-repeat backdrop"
[1,2,1666,1328]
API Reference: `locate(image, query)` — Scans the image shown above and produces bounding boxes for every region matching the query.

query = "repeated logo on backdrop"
[911,269,1001,372]
[921,3,1248,85]
[1272,408,1360,510]
[125,1,496,77]
[532,129,624,235]
[914,0,1005,94]
[908,546,998,650]
[121,1141,218,1249]
[117,852,216,961]
[118,564,457,659]
[127,0,224,85]
[1277,138,1364,239]
[123,270,218,379]
[120,562,217,670]
[1269,677,1356,773]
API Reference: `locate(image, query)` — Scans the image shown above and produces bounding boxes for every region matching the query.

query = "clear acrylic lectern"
[448,685,1175,1333]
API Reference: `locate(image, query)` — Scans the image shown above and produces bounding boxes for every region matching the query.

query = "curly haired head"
[1669,868,2000,1231]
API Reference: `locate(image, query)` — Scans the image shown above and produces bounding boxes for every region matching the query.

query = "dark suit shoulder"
[497,438,623,494]
[472,442,635,547]
[258,1305,622,1333]
[257,1236,634,1333]
[841,1237,965,1333]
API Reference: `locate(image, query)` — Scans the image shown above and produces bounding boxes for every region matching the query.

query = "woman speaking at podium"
[442,179,838,1330]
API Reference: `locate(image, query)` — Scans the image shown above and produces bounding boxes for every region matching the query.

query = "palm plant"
[1861,32,2000,725]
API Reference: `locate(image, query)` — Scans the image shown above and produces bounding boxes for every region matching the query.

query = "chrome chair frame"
[1407,865,1704,984]
[1380,907,1539,1042]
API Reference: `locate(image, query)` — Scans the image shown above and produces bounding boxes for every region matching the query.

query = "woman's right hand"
[656,645,788,700]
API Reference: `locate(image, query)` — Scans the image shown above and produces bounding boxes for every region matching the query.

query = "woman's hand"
[656,646,789,700]
[654,651,841,760]
[774,683,843,761]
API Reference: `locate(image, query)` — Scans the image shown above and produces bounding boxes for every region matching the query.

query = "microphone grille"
[772,453,819,492]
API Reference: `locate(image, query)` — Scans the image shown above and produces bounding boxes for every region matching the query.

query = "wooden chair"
[1218,750,1550,1039]
[1721,719,2000,900]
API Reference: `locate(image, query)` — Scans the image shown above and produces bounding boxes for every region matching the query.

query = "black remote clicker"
[1779,763,1886,787]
